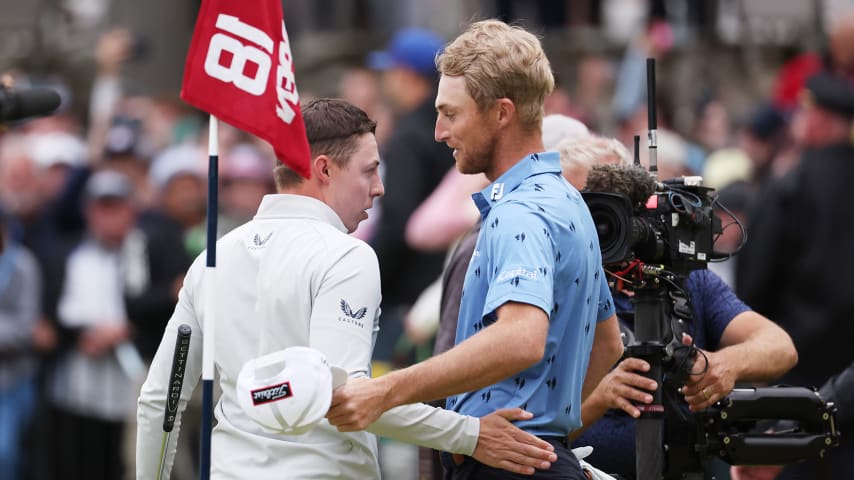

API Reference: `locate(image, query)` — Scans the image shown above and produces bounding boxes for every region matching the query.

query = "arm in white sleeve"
[309,242,479,455]
[136,262,204,480]
[368,403,479,455]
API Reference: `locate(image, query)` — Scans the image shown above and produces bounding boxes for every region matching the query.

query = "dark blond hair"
[274,98,377,189]
[437,19,554,131]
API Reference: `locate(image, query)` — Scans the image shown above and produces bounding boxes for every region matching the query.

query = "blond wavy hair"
[437,19,554,131]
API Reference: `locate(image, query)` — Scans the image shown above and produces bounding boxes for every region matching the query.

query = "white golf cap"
[236,346,348,435]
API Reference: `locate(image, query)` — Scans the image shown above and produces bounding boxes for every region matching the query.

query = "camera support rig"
[698,386,839,466]
[627,282,669,480]
[617,262,839,479]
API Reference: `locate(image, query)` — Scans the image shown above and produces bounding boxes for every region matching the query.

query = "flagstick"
[200,114,219,480]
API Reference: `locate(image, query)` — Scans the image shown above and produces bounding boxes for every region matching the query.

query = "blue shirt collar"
[472,151,561,217]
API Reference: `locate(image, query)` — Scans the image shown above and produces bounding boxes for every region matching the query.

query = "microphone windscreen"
[585,164,657,207]
[0,88,61,122]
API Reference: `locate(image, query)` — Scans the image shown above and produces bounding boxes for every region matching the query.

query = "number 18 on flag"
[182,0,311,178]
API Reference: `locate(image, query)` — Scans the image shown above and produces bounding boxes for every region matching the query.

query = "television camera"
[578,59,840,480]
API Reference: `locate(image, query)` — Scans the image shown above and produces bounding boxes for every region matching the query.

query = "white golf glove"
[572,446,617,480]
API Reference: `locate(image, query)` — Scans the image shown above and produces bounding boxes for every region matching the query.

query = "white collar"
[254,194,347,233]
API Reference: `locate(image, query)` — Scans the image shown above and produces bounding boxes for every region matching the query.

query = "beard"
[456,130,497,177]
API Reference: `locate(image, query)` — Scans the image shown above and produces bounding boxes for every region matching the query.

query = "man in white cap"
[136,99,557,479]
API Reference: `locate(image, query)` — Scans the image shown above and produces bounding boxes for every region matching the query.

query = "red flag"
[181,0,311,178]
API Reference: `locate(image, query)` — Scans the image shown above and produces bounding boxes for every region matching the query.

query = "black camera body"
[582,176,720,276]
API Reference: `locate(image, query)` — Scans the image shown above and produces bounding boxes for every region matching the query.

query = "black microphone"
[0,87,62,123]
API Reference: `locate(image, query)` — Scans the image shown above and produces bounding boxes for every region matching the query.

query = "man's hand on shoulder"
[472,408,557,475]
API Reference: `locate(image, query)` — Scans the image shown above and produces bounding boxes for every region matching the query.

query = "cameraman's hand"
[472,408,557,475]
[592,357,658,418]
[679,334,738,411]
[730,465,784,480]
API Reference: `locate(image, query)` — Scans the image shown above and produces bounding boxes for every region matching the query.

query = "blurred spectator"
[405,169,486,255]
[45,169,188,480]
[825,7,854,81]
[218,143,275,236]
[736,103,792,190]
[147,143,207,258]
[28,132,88,200]
[557,134,631,189]
[46,170,139,480]
[0,135,47,228]
[572,55,616,132]
[366,27,455,367]
[737,72,854,478]
[338,66,394,149]
[337,66,393,242]
[0,207,42,480]
[0,132,89,265]
[772,6,854,113]
[542,113,590,151]
[87,27,137,163]
[543,81,576,118]
[701,147,752,192]
[612,19,674,125]
[693,94,733,153]
[771,53,823,113]
[490,0,569,30]
[601,0,649,44]
[102,114,158,208]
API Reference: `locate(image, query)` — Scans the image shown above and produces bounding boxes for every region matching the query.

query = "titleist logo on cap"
[251,381,293,405]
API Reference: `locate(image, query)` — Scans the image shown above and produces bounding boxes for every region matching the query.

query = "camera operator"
[570,164,798,479]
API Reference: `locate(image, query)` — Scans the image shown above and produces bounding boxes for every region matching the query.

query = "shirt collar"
[255,194,348,233]
[472,151,561,217]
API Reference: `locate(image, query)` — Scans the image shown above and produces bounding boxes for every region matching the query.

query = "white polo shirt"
[137,194,478,479]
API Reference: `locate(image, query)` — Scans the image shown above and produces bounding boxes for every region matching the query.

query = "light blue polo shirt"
[447,152,614,436]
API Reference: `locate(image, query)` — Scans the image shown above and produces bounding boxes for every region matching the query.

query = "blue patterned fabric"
[448,152,614,436]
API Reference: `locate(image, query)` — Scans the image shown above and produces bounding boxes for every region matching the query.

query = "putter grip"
[163,324,192,432]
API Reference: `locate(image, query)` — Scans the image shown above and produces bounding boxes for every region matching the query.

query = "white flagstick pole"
[200,114,219,480]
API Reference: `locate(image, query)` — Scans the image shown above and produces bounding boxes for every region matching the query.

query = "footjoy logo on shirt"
[496,268,539,282]
[250,381,293,405]
[490,183,505,201]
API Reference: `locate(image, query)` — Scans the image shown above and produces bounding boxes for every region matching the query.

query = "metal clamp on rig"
[697,386,840,466]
